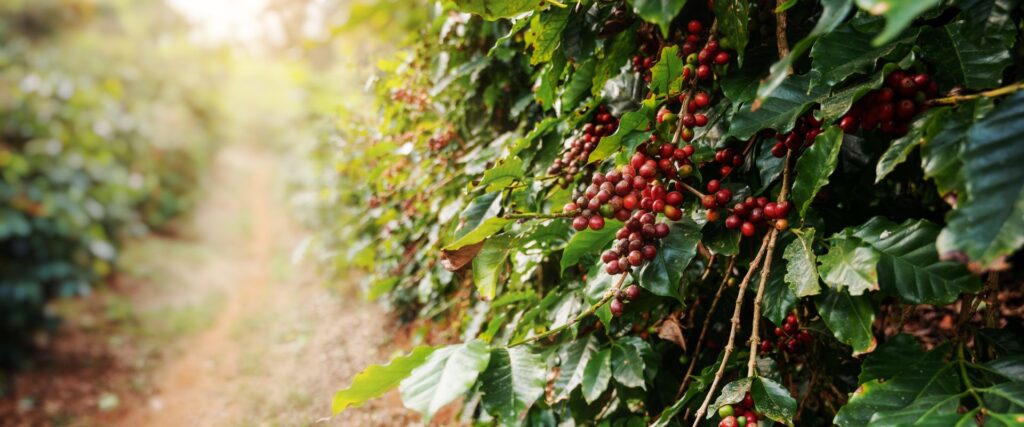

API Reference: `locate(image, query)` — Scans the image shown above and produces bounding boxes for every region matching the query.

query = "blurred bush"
[0,0,224,370]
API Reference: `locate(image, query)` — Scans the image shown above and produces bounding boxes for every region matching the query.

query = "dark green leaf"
[710,377,754,417]
[876,107,950,183]
[815,286,877,355]
[809,21,919,89]
[480,347,547,423]
[854,0,941,45]
[639,219,702,299]
[554,335,601,400]
[629,0,687,37]
[593,30,636,97]
[751,377,797,426]
[921,20,1013,90]
[473,235,516,300]
[791,126,843,219]
[478,156,525,192]
[561,220,622,273]
[589,105,652,163]
[730,74,828,139]
[561,59,597,114]
[611,336,650,389]
[921,99,994,197]
[581,348,612,403]
[712,0,750,65]
[939,92,1024,268]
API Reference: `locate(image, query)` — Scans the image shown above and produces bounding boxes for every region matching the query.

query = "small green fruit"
[718,405,734,418]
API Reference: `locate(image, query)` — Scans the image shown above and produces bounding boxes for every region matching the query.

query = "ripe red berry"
[694,92,710,108]
[897,99,916,120]
[760,340,772,352]
[572,216,589,231]
[681,127,695,141]
[764,203,778,219]
[625,284,642,300]
[642,245,657,260]
[839,115,859,133]
[694,114,708,127]
[655,223,670,238]
[771,142,787,158]
[740,221,756,237]
[776,200,791,217]
[719,416,738,427]
[702,194,717,208]
[697,64,712,80]
[706,179,721,193]
[898,77,918,97]
[589,215,605,230]
[714,51,730,65]
[688,20,703,34]
[725,214,741,229]
[664,205,683,221]
[610,298,625,316]
[716,189,732,205]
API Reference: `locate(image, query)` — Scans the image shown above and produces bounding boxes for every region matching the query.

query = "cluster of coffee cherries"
[769,112,824,158]
[609,284,642,317]
[724,195,792,237]
[762,311,813,354]
[549,106,619,187]
[839,70,937,136]
[600,211,671,274]
[632,54,657,83]
[717,393,761,427]
[390,87,428,110]
[675,91,713,143]
[681,20,731,81]
[428,128,456,151]
[712,146,745,177]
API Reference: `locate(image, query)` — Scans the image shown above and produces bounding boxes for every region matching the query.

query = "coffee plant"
[323,0,1024,425]
[0,0,221,370]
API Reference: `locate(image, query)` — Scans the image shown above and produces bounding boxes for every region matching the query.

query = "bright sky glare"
[165,0,278,44]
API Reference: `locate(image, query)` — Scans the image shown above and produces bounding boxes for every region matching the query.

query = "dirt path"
[102,143,417,426]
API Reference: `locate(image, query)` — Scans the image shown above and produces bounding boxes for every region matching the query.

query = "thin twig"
[690,233,773,426]
[746,150,793,375]
[543,0,568,8]
[676,256,736,400]
[699,254,718,282]
[927,82,1024,106]
[503,211,577,220]
[678,181,706,198]
[775,0,791,65]
[720,135,760,180]
[508,273,628,347]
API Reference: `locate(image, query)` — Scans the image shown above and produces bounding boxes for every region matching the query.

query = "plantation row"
[311,0,1024,426]
[0,1,221,370]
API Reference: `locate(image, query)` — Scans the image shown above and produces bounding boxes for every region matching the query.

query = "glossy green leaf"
[446,217,513,250]
[791,126,843,219]
[473,235,515,300]
[875,108,949,183]
[751,377,797,426]
[525,7,571,65]
[854,0,941,45]
[611,336,650,389]
[939,92,1024,268]
[921,20,1013,90]
[639,219,702,300]
[560,220,621,273]
[763,257,798,325]
[593,30,636,97]
[730,74,828,139]
[649,45,683,97]
[478,156,525,192]
[809,22,918,89]
[453,0,543,20]
[783,227,821,297]
[710,377,754,417]
[629,0,687,37]
[554,335,600,400]
[561,59,597,114]
[332,345,438,414]
[756,0,852,100]
[921,99,994,197]
[400,340,491,419]
[711,0,750,65]
[815,286,876,355]
[857,334,924,383]
[581,348,612,403]
[589,106,651,163]
[480,347,547,424]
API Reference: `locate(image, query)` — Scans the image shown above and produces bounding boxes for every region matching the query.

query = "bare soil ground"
[0,144,418,427]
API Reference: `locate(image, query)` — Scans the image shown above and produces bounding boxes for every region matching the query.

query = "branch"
[543,0,568,8]
[690,232,773,426]
[503,211,577,220]
[927,82,1024,106]
[508,273,628,347]
[775,0,791,65]
[720,135,760,180]
[676,256,736,400]
[747,150,794,375]
[678,181,706,198]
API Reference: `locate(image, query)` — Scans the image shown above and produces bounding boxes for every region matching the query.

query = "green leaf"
[561,220,622,273]
[867,394,963,426]
[611,336,650,389]
[711,0,750,65]
[819,55,916,123]
[639,219,702,300]
[791,126,843,219]
[456,192,503,240]
[854,0,941,45]
[478,156,525,192]
[652,386,701,427]
[629,0,687,37]
[710,377,753,417]
[480,347,547,423]
[756,0,852,100]
[649,45,683,97]
[834,345,958,427]
[921,20,1013,90]
[783,227,821,297]
[400,340,491,419]
[729,74,828,139]
[332,345,438,414]
[809,22,918,89]
[815,286,876,355]
[473,235,515,300]
[588,105,651,164]
[985,381,1024,413]
[593,30,636,97]
[581,348,612,403]
[939,92,1024,268]
[763,257,798,325]
[819,225,881,295]
[554,335,600,400]
[751,377,797,426]
[857,334,923,383]
[446,217,513,250]
[453,0,543,20]
[525,7,572,65]
[561,59,597,114]
[922,99,994,197]
[876,108,949,183]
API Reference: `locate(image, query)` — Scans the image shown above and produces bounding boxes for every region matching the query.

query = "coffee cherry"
[697,64,712,80]
[706,179,721,193]
[714,51,730,65]
[706,209,720,222]
[760,340,772,352]
[610,298,625,317]
[642,245,657,259]
[839,115,859,133]
[716,189,732,205]
[688,20,703,34]
[719,416,738,427]
[702,194,717,208]
[664,205,683,221]
[627,250,643,266]
[624,284,641,300]
[694,114,708,127]
[774,218,789,231]
[694,92,710,108]
[740,221,756,237]
[725,214,741,229]
[741,393,754,409]
[572,216,589,231]
[718,405,735,418]
[589,215,605,230]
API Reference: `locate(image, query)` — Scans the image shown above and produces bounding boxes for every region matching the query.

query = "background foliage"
[309,0,1024,425]
[0,0,222,370]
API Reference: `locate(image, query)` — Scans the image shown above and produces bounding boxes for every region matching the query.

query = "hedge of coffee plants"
[325,0,1024,425]
[0,0,222,370]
